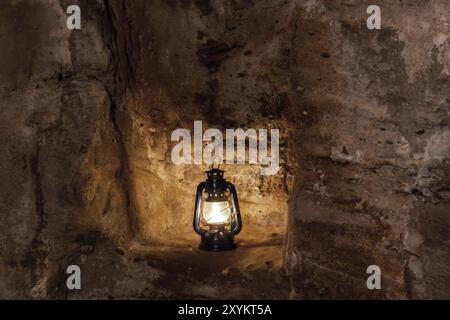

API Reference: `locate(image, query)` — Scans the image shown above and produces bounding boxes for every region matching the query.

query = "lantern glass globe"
[203,200,232,226]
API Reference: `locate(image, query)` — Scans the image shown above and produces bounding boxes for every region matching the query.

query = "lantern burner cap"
[205,168,225,178]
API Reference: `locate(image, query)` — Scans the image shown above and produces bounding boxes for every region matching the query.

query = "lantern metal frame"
[193,168,242,251]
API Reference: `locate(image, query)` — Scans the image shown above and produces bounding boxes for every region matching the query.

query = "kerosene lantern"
[193,168,242,251]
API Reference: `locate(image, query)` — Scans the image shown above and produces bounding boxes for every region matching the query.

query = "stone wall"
[0,0,448,299]
[0,0,131,298]
[109,0,296,246]
[284,0,450,299]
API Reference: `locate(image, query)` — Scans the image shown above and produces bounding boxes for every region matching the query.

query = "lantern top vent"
[205,168,225,179]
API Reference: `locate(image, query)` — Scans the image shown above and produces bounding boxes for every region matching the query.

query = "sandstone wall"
[0,0,448,299]
[0,0,131,298]
[110,0,296,246]
[284,0,450,299]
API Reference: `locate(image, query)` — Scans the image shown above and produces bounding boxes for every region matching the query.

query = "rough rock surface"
[0,0,449,299]
[0,0,134,298]
[111,0,295,246]
[284,0,450,299]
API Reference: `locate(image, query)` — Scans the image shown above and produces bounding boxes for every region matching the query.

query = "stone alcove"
[1,0,449,299]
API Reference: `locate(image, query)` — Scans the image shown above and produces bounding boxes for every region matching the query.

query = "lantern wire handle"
[212,155,222,170]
